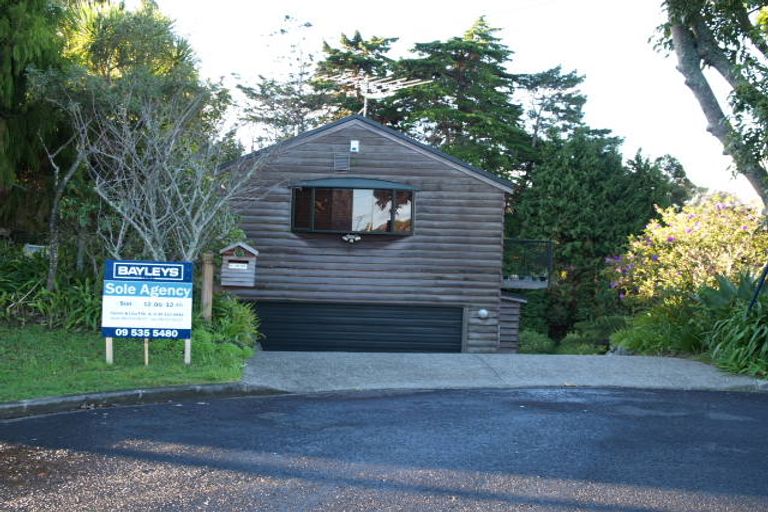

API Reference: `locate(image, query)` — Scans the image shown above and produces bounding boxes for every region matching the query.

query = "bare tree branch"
[60,84,276,262]
[41,132,86,291]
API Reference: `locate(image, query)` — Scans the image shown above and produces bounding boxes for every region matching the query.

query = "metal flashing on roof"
[293,177,417,191]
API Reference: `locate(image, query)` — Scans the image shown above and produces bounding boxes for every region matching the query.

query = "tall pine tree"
[394,17,533,178]
[313,31,397,120]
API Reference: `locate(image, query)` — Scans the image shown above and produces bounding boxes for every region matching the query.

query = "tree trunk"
[669,22,768,206]
[44,140,83,291]
[46,211,60,291]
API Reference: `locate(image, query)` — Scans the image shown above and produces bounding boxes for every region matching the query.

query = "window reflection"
[394,190,412,232]
[292,187,413,234]
[353,190,392,232]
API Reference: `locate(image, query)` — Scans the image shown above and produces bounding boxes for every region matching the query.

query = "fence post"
[201,252,214,322]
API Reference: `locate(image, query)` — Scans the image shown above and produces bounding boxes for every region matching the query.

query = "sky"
[153,0,760,203]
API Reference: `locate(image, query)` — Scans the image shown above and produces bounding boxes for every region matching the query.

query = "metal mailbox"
[219,242,259,287]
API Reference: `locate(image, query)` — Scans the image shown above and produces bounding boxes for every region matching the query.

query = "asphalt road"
[1,388,767,511]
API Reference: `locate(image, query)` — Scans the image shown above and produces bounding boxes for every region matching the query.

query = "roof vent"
[333,152,350,172]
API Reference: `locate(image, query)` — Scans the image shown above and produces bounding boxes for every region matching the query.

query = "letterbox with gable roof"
[219,242,259,287]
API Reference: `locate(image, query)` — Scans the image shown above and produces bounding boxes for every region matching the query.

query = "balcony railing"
[502,239,553,289]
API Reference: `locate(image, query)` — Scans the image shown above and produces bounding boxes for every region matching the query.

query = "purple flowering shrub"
[607,194,767,305]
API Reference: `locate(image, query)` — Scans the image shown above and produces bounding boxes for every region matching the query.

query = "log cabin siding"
[229,119,507,352]
[499,298,524,352]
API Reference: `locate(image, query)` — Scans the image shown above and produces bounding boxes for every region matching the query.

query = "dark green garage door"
[255,302,463,352]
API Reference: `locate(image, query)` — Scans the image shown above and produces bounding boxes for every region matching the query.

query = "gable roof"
[219,241,259,256]
[243,115,516,193]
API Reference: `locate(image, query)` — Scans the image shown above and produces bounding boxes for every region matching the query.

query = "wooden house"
[227,115,525,352]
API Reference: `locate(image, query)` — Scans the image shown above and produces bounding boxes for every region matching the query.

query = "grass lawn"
[0,324,254,402]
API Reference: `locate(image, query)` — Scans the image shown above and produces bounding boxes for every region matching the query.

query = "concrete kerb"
[0,383,285,420]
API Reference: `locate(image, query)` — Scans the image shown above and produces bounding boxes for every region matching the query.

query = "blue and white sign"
[102,260,194,339]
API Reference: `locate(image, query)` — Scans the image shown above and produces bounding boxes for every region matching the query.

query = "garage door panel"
[255,302,463,352]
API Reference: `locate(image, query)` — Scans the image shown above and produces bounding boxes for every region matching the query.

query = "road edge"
[0,383,286,420]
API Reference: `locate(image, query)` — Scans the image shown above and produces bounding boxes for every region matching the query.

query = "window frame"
[291,185,415,236]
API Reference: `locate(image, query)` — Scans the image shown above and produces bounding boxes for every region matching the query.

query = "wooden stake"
[106,337,113,364]
[201,252,214,322]
[184,338,191,365]
[144,338,149,366]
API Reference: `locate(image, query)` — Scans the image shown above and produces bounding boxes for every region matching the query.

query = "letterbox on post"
[219,242,259,287]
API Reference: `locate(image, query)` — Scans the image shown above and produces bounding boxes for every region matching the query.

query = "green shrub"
[552,315,627,355]
[0,241,48,293]
[612,273,765,359]
[610,299,706,354]
[696,272,756,314]
[182,335,254,366]
[519,329,556,354]
[572,315,628,341]
[556,339,606,355]
[518,290,550,334]
[0,242,101,329]
[706,298,768,377]
[193,293,261,348]
[33,278,103,330]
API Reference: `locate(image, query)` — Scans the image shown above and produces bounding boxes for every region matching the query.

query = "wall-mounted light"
[342,234,362,244]
[350,140,360,153]
[478,309,489,319]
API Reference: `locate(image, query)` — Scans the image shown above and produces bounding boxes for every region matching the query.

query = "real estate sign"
[101,260,194,339]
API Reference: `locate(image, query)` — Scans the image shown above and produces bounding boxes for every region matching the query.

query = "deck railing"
[502,239,553,289]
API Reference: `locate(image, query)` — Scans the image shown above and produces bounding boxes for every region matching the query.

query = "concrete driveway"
[243,352,767,393]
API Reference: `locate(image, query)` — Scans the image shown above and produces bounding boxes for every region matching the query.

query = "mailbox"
[219,242,259,287]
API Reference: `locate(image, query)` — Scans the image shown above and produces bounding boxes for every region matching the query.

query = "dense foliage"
[612,273,768,376]
[609,196,768,376]
[609,194,768,304]
[518,329,556,354]
[1,1,254,289]
[0,0,65,232]
[0,0,63,188]
[512,130,694,337]
[393,17,533,175]
[708,297,768,376]
[314,30,397,120]
[244,17,536,175]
